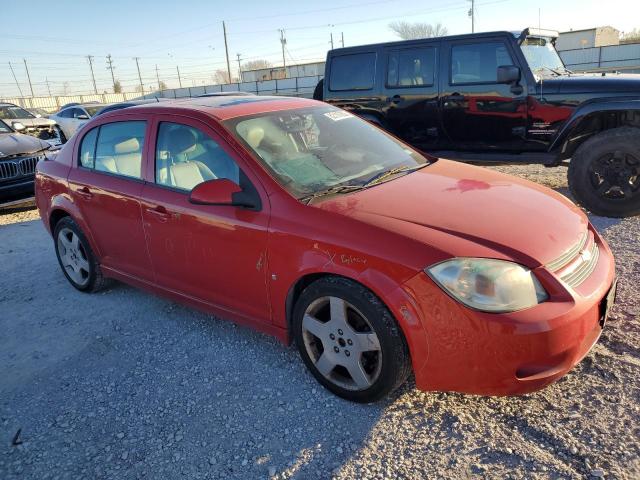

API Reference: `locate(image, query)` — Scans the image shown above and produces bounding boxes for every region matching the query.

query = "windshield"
[85,105,103,117]
[0,105,35,120]
[520,37,566,76]
[0,120,12,133]
[227,106,430,199]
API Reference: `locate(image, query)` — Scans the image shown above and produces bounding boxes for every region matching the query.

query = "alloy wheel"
[589,150,640,200]
[301,296,382,391]
[57,227,90,287]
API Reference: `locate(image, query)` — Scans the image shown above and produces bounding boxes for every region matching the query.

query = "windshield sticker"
[324,110,352,122]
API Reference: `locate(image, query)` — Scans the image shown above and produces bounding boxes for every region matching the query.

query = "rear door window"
[387,47,436,87]
[329,52,376,91]
[93,121,146,179]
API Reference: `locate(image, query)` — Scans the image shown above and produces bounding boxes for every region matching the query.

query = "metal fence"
[1,75,324,113]
[559,43,640,73]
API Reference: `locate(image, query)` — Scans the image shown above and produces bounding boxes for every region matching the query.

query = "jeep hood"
[0,132,50,158]
[539,73,640,95]
[315,160,588,268]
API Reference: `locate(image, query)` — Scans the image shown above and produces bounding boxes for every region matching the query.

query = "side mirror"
[497,65,521,84]
[77,114,90,120]
[34,113,42,118]
[189,178,256,208]
[12,121,26,131]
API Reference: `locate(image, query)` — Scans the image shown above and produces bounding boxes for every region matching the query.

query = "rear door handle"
[388,95,403,104]
[145,205,171,222]
[76,186,93,199]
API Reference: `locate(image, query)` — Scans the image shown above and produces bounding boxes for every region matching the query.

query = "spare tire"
[312,79,324,101]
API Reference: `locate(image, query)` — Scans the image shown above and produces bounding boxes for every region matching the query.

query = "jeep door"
[382,42,441,150]
[439,37,528,151]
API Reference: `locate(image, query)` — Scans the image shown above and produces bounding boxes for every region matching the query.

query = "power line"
[106,54,117,92]
[8,62,24,97]
[133,57,144,94]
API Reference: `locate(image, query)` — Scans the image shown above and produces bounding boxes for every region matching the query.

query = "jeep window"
[520,37,565,76]
[228,105,430,200]
[0,105,35,120]
[451,42,513,84]
[387,47,436,87]
[329,53,376,91]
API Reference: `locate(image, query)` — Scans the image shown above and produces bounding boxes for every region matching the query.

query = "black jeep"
[315,28,640,217]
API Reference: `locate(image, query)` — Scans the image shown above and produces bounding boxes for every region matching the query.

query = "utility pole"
[8,62,24,97]
[330,32,334,50]
[279,29,287,77]
[106,54,117,92]
[176,65,183,88]
[468,0,475,33]
[86,55,98,94]
[236,53,242,83]
[133,57,144,94]
[23,59,34,97]
[341,32,344,48]
[222,21,232,83]
[155,64,162,90]
[45,77,52,97]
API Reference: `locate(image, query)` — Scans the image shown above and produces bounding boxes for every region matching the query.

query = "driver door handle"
[76,186,93,199]
[444,93,465,103]
[145,205,171,222]
[388,95,403,104]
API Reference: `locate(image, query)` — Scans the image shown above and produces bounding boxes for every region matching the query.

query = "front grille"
[546,232,587,271]
[0,161,19,179]
[560,240,599,288]
[0,155,42,180]
[19,156,39,175]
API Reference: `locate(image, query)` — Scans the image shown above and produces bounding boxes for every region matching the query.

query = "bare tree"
[213,69,234,84]
[621,28,640,44]
[158,80,168,91]
[243,59,272,71]
[113,80,122,93]
[389,21,448,40]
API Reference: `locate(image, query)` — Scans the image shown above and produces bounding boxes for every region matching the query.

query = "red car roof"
[127,95,321,121]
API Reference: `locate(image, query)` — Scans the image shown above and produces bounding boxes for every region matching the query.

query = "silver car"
[49,103,107,142]
[0,103,60,144]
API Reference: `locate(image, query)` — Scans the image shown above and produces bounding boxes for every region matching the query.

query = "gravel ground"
[1,164,638,480]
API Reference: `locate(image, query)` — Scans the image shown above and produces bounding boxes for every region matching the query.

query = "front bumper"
[400,228,616,396]
[0,177,35,204]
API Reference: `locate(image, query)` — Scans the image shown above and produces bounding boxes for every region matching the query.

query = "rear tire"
[53,217,106,292]
[568,127,640,217]
[293,276,411,403]
[54,125,67,144]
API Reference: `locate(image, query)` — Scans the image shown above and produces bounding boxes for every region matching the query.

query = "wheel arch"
[550,98,640,160]
[284,269,429,377]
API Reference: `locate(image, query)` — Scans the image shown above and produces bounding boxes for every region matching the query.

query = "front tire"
[568,127,640,217]
[53,217,106,292]
[293,277,411,403]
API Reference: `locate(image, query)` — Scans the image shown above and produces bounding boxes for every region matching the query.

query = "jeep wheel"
[568,127,640,217]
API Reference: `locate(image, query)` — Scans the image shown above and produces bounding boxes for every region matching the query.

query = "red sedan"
[35,96,616,402]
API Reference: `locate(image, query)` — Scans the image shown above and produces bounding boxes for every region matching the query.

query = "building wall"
[559,42,640,73]
[242,62,325,83]
[557,27,620,51]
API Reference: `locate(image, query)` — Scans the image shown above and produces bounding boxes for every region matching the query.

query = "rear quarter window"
[329,52,377,91]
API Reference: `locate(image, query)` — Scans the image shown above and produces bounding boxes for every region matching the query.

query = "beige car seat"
[95,137,142,178]
[157,127,217,190]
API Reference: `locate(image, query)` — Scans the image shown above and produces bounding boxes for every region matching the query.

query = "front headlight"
[426,258,547,313]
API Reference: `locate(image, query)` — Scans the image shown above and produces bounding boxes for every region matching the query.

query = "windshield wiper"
[363,164,425,187]
[300,184,365,205]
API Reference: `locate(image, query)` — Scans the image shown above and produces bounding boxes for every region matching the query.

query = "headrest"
[114,137,140,155]
[246,127,264,149]
[169,127,197,155]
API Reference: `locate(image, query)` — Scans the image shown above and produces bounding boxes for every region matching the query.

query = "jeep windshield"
[227,106,431,201]
[521,37,567,77]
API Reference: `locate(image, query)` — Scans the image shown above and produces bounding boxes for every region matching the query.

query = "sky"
[1,0,638,98]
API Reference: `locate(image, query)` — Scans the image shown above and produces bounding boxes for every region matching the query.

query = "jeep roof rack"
[519,28,559,43]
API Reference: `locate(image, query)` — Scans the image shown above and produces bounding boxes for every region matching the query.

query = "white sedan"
[49,103,106,142]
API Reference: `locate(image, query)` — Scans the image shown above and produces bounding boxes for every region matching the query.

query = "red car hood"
[315,160,588,267]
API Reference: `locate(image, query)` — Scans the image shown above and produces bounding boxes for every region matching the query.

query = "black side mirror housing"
[497,65,521,84]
